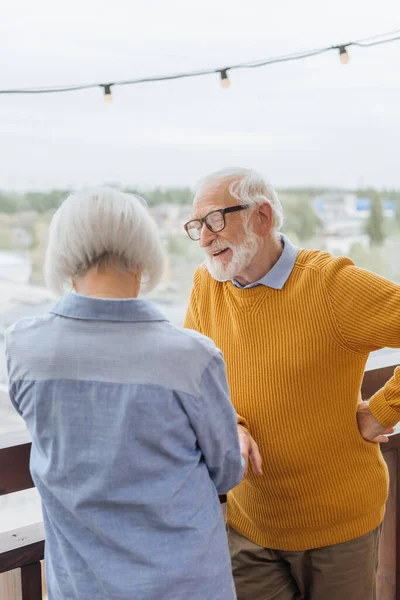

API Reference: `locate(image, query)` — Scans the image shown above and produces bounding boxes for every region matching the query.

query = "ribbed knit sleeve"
[183,268,202,332]
[183,266,250,430]
[323,257,400,427]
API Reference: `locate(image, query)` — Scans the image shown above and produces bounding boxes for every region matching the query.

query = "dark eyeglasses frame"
[184,204,248,240]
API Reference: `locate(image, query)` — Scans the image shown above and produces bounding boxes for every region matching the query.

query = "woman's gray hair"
[196,167,284,231]
[44,187,164,296]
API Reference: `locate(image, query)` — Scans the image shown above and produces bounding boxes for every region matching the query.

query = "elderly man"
[183,167,400,600]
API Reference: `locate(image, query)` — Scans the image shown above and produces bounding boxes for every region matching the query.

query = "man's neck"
[234,235,283,287]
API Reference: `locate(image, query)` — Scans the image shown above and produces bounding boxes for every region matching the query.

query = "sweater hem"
[227,506,385,552]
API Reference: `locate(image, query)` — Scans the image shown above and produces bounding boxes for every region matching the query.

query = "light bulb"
[103,84,113,103]
[339,46,350,65]
[220,69,230,89]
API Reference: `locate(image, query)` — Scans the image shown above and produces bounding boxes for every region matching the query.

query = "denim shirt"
[5,293,243,600]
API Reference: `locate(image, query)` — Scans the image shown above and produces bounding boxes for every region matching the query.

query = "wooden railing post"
[397,449,400,600]
[379,438,399,600]
[362,355,400,600]
[21,562,42,600]
[395,444,400,600]
[0,429,45,600]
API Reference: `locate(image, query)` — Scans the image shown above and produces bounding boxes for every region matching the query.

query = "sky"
[1,0,399,191]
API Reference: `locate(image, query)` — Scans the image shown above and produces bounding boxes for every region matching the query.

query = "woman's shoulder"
[5,314,54,350]
[148,322,224,397]
[160,321,221,360]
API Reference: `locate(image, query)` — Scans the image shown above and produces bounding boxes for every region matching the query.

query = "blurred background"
[1,4,400,587]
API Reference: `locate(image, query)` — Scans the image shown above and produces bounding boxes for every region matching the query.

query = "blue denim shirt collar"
[232,235,299,290]
[51,293,168,322]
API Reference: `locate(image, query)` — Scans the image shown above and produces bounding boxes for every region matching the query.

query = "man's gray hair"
[44,187,164,296]
[196,167,284,231]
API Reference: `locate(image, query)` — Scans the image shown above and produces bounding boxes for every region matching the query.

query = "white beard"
[205,230,260,282]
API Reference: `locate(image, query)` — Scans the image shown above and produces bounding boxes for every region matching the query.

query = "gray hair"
[44,187,164,296]
[196,167,284,231]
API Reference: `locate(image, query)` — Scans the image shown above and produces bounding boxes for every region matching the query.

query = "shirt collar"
[50,293,168,323]
[232,235,299,290]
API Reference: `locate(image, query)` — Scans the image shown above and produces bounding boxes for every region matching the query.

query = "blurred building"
[311,192,396,255]
[312,192,395,226]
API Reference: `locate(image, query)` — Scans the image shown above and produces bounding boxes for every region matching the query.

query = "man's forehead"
[192,179,237,216]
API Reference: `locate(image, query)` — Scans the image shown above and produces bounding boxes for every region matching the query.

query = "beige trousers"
[228,525,382,600]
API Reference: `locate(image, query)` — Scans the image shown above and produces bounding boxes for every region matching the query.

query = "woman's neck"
[73,267,141,299]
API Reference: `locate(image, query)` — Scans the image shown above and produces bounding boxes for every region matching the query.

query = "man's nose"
[199,224,217,248]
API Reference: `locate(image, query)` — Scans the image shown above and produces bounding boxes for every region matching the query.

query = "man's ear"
[253,202,273,236]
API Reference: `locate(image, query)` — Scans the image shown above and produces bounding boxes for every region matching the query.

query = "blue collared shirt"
[232,235,298,290]
[5,294,243,600]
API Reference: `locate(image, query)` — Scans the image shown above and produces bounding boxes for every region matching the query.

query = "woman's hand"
[237,425,263,477]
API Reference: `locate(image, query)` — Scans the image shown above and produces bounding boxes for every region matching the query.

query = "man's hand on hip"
[357,400,394,443]
[237,425,263,477]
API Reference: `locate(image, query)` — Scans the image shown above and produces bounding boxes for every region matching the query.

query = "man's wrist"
[369,392,400,428]
[237,418,249,431]
[238,424,249,436]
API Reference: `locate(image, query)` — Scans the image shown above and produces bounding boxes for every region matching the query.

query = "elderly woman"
[5,187,243,600]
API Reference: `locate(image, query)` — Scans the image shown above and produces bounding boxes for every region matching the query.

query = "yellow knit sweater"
[183,249,400,551]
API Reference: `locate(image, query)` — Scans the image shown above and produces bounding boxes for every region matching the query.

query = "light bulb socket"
[338,46,350,64]
[219,69,230,88]
[102,84,113,103]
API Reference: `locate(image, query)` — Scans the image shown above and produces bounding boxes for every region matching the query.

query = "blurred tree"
[0,190,67,214]
[282,197,322,241]
[0,225,12,248]
[349,242,393,279]
[395,198,400,228]
[29,220,51,285]
[23,190,66,213]
[365,193,385,246]
[0,194,19,213]
[137,187,193,206]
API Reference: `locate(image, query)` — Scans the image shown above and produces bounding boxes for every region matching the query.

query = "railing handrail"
[0,354,398,496]
[0,523,45,559]
[366,350,400,371]
[0,351,399,450]
[0,428,31,450]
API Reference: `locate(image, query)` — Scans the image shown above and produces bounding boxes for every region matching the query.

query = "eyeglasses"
[184,205,248,241]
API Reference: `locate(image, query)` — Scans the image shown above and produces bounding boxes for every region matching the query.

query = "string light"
[219,69,230,88]
[338,45,350,65]
[0,29,398,98]
[103,84,113,104]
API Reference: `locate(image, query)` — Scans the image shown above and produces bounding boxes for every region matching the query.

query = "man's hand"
[356,401,395,443]
[237,425,263,477]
